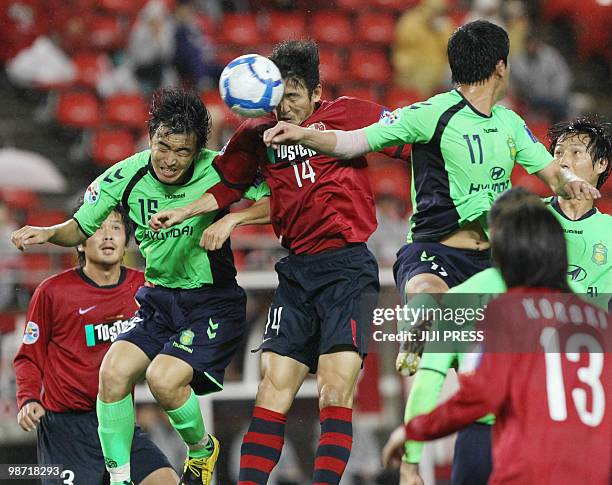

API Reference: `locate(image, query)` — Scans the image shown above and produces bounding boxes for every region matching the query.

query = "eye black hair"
[269,39,320,95]
[447,20,509,85]
[148,88,211,151]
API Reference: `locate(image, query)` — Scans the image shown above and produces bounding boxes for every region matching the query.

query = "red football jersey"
[14,267,144,412]
[406,288,612,485]
[208,97,410,254]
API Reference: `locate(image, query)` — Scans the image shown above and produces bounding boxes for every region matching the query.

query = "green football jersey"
[546,197,611,302]
[74,149,270,289]
[364,90,553,242]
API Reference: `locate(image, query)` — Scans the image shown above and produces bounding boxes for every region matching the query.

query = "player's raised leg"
[146,354,218,485]
[312,351,362,485]
[97,341,151,485]
[238,352,309,485]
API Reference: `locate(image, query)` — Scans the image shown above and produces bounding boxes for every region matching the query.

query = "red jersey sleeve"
[336,96,411,160]
[13,283,53,409]
[209,117,274,208]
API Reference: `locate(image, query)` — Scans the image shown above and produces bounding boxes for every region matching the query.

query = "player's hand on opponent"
[263,121,307,149]
[562,177,600,200]
[149,208,187,231]
[200,214,238,250]
[11,226,54,251]
[17,402,46,431]
[382,425,409,469]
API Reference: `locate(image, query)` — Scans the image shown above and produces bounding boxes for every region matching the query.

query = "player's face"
[554,134,605,187]
[149,127,198,184]
[275,79,322,126]
[80,211,127,267]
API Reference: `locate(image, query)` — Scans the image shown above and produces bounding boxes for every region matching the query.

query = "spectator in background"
[391,0,453,97]
[173,0,222,90]
[504,0,529,58]
[368,193,408,268]
[511,31,571,122]
[0,0,47,64]
[127,0,175,93]
[463,0,504,27]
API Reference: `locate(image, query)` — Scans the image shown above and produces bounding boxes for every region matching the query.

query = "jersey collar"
[76,266,127,289]
[454,89,492,118]
[550,196,597,221]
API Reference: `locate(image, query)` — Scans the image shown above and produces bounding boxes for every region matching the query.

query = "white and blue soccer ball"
[219,54,284,118]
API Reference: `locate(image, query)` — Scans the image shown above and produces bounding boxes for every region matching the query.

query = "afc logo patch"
[23,321,40,344]
[379,108,401,126]
[84,180,100,204]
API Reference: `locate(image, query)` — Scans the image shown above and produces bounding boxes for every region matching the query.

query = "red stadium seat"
[21,253,53,291]
[338,84,380,103]
[318,48,345,87]
[104,93,149,131]
[266,12,306,43]
[368,162,411,200]
[511,165,550,196]
[384,87,422,109]
[311,11,352,45]
[348,48,391,83]
[89,16,126,51]
[355,12,395,45]
[200,89,240,126]
[73,52,112,90]
[26,209,67,227]
[91,129,135,167]
[336,0,366,10]
[369,0,415,11]
[99,0,144,16]
[56,91,101,129]
[219,13,261,47]
[0,189,40,211]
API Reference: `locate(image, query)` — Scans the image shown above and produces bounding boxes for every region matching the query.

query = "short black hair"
[75,203,132,267]
[548,114,612,189]
[488,187,542,229]
[148,88,211,151]
[491,195,569,291]
[269,39,320,95]
[447,20,509,85]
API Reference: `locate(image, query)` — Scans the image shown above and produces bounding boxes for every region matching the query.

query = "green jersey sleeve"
[73,154,143,236]
[243,179,271,201]
[508,111,553,174]
[363,101,445,151]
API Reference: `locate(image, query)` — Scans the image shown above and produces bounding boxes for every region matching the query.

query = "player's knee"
[319,382,353,409]
[405,274,448,294]
[256,374,293,414]
[145,362,182,402]
[98,355,132,401]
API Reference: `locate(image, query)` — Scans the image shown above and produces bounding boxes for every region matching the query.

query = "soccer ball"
[219,54,284,118]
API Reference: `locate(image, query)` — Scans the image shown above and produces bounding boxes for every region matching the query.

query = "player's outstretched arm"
[149,193,220,231]
[11,219,87,251]
[536,163,601,200]
[200,196,270,251]
[263,121,372,159]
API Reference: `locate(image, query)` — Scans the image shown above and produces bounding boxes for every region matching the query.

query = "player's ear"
[311,84,322,103]
[594,158,608,176]
[495,60,507,79]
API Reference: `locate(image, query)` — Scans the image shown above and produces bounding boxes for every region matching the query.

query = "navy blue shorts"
[117,284,247,395]
[451,422,492,485]
[37,410,172,485]
[393,242,491,293]
[259,243,380,373]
